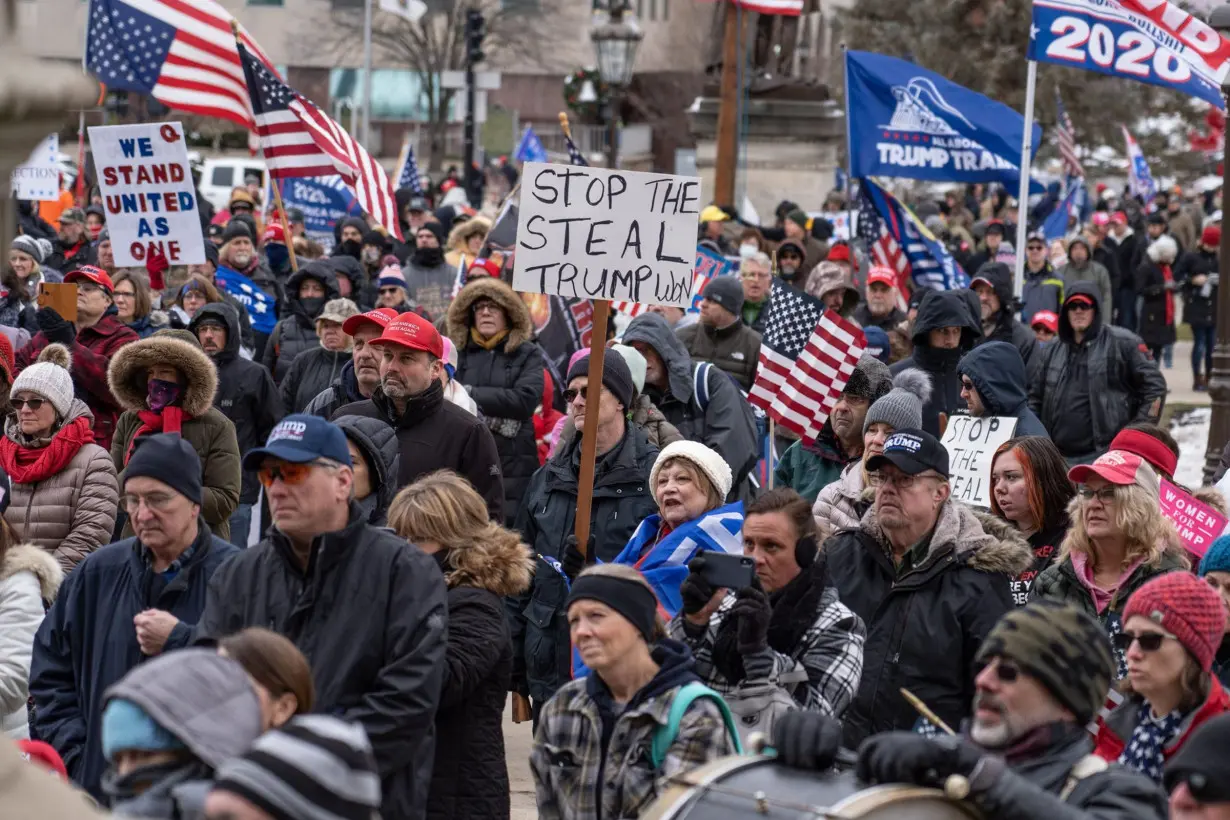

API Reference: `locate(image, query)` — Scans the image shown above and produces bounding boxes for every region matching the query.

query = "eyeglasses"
[77,282,102,295]
[741,271,771,281]
[974,658,1021,683]
[11,397,46,411]
[1026,245,1046,252]
[113,290,135,300]
[1112,630,1177,653]
[870,471,939,490]
[1077,486,1117,503]
[1067,303,1094,312]
[562,386,590,404]
[378,287,402,295]
[473,300,502,315]
[257,460,326,488]
[121,492,177,514]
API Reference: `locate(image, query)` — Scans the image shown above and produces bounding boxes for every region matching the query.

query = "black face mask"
[338,240,362,261]
[413,246,444,268]
[298,296,325,317]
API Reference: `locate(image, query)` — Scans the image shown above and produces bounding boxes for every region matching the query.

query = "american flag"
[565,133,588,167]
[85,0,276,131]
[857,186,910,292]
[397,142,426,195]
[1056,90,1085,178]
[238,42,403,240]
[860,177,968,291]
[733,0,804,15]
[749,281,867,441]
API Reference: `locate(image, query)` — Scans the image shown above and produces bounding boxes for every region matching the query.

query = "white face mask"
[739,243,759,260]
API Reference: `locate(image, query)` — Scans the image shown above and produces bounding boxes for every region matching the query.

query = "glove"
[36,307,75,346]
[773,711,844,771]
[680,557,717,616]
[856,732,984,789]
[146,246,169,291]
[560,534,592,581]
[732,584,771,655]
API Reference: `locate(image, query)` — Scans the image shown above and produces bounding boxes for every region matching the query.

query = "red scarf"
[0,416,94,484]
[1162,264,1175,327]
[123,407,191,465]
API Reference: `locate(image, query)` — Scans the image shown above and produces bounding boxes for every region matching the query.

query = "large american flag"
[238,42,403,240]
[85,0,275,131]
[749,281,867,441]
[1056,90,1085,178]
[857,186,910,292]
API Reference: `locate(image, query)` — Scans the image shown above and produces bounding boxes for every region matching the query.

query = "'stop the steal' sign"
[513,162,703,309]
[940,415,1018,509]
[88,122,205,268]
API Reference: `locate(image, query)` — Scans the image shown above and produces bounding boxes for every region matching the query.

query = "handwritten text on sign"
[513,162,702,309]
[940,415,1018,509]
[88,122,205,268]
[1160,478,1228,558]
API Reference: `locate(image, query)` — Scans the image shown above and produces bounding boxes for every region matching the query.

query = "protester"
[333,311,505,517]
[438,335,478,416]
[108,331,241,541]
[853,266,907,331]
[1020,233,1065,324]
[261,262,340,384]
[1198,538,1230,686]
[739,252,773,333]
[1177,226,1219,391]
[782,209,828,271]
[3,236,55,331]
[0,344,118,569]
[1030,309,1059,345]
[969,262,1038,372]
[387,470,533,820]
[773,239,807,291]
[334,414,399,527]
[1136,234,1181,364]
[197,414,448,820]
[325,253,367,308]
[217,627,315,730]
[889,288,983,436]
[444,215,491,269]
[403,222,455,321]
[1093,573,1230,782]
[303,307,396,419]
[1165,713,1230,819]
[676,275,762,391]
[825,429,1029,745]
[43,209,94,273]
[278,298,360,414]
[1060,235,1115,313]
[1029,284,1167,465]
[447,277,545,525]
[189,243,257,353]
[530,564,736,820]
[168,275,222,330]
[376,263,417,313]
[806,261,860,318]
[965,220,1005,272]
[30,434,239,797]
[957,341,1049,437]
[217,222,275,304]
[111,272,164,339]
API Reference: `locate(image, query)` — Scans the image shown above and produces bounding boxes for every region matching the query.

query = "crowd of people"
[1,171,1230,820]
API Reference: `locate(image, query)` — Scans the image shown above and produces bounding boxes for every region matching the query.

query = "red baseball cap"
[467,257,502,279]
[1030,310,1059,333]
[342,307,398,336]
[64,265,114,293]
[827,244,851,263]
[1065,293,1095,308]
[263,223,286,244]
[18,740,68,780]
[368,311,444,358]
[1110,211,1128,226]
[1068,450,1149,487]
[867,266,896,288]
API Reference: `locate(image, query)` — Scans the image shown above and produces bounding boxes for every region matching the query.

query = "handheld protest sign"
[89,121,206,269]
[37,283,77,323]
[939,416,1018,508]
[1160,479,1228,558]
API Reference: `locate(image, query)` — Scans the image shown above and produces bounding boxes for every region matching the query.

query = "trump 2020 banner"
[845,50,1043,191]
[1029,0,1230,109]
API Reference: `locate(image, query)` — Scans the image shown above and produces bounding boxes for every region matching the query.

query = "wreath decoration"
[563,66,609,123]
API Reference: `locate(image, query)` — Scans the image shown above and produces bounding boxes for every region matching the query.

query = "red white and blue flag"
[1123,125,1157,207]
[1055,90,1084,178]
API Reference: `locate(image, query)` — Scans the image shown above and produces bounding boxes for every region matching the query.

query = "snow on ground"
[1171,407,1212,489]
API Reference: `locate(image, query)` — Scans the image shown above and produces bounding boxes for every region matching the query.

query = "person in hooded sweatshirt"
[773,238,808,293]
[330,216,368,264]
[260,261,340,385]
[404,222,456,322]
[1058,235,1114,314]
[889,288,983,437]
[968,262,1038,375]
[334,415,400,527]
[956,341,1049,438]
[325,254,370,310]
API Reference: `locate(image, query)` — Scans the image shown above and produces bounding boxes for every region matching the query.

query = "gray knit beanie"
[11,344,74,418]
[864,368,932,434]
[10,235,44,265]
[843,354,893,402]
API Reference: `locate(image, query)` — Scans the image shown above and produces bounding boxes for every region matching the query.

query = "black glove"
[856,733,984,789]
[773,711,844,771]
[36,307,74,346]
[680,557,717,616]
[560,535,592,581]
[732,584,771,654]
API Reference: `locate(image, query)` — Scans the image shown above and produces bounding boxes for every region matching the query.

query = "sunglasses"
[1067,303,1094,312]
[1112,630,1176,653]
[975,658,1021,683]
[562,386,590,404]
[12,397,47,411]
[257,460,323,488]
[1026,245,1046,252]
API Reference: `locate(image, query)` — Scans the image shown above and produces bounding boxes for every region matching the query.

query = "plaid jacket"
[668,585,865,718]
[530,657,733,820]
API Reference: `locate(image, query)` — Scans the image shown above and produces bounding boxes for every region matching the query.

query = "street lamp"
[590,0,642,169]
[1205,5,1230,483]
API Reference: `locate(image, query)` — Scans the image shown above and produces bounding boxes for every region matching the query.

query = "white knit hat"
[611,344,647,394]
[11,343,74,417]
[649,440,733,503]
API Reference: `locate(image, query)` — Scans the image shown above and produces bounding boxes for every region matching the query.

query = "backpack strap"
[1058,754,1108,802]
[650,682,743,769]
[692,362,713,413]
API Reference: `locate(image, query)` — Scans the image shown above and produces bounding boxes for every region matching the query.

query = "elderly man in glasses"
[774,599,1169,820]
[29,434,239,799]
[197,413,448,820]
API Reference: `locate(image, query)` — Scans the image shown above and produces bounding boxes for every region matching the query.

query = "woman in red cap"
[1093,572,1230,782]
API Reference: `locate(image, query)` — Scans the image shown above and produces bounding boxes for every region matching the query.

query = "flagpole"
[842,43,855,259]
[362,0,374,149]
[1012,60,1038,304]
[767,419,776,489]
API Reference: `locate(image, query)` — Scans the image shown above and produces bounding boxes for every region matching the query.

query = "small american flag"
[238,42,403,240]
[857,186,909,291]
[1056,90,1085,178]
[398,142,426,195]
[750,281,867,441]
[565,133,588,167]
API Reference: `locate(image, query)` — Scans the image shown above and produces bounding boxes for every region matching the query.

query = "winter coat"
[970,262,1038,375]
[1094,677,1230,768]
[334,380,505,521]
[448,278,546,525]
[188,303,283,505]
[442,216,491,270]
[332,415,399,527]
[303,359,367,420]
[43,239,95,275]
[30,523,237,798]
[824,498,1033,747]
[108,332,242,541]
[197,505,449,820]
[852,303,907,332]
[404,256,457,322]
[675,318,763,392]
[1058,259,1114,319]
[811,461,869,539]
[890,288,983,437]
[16,311,139,452]
[125,312,170,339]
[325,256,371,311]
[280,345,351,414]
[0,738,111,819]
[774,428,852,504]
[1021,262,1065,325]
[1168,208,1199,253]
[260,263,340,383]
[0,544,62,739]
[511,425,659,703]
[668,558,865,717]
[428,532,533,820]
[1136,236,1180,348]
[0,291,36,336]
[552,394,684,457]
[1093,242,1122,294]
[956,341,1049,438]
[1113,231,1141,291]
[3,401,119,571]
[1028,282,1167,460]
[529,640,734,820]
[1176,247,1219,328]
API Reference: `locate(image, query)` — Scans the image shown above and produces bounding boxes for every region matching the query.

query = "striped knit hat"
[212,715,381,820]
[377,264,408,292]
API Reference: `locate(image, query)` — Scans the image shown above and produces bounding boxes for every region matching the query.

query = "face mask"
[413,246,444,268]
[778,262,799,280]
[739,243,759,260]
[298,296,325,317]
[362,248,381,264]
[265,243,289,270]
[338,240,362,261]
[147,378,182,411]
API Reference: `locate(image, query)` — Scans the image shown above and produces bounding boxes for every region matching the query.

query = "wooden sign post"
[572,300,610,555]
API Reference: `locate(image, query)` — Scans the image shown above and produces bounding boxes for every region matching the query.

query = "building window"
[248,0,284,5]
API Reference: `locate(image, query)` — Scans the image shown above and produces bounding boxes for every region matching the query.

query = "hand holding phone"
[698,551,756,590]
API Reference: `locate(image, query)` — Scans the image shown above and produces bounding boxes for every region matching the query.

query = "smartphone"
[37,282,78,323]
[699,551,755,590]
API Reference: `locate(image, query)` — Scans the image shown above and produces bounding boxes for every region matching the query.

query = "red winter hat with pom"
[1124,572,1227,673]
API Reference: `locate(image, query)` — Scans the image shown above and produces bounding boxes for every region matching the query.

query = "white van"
[199,158,268,213]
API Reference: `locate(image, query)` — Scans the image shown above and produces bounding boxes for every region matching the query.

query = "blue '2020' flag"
[845,50,1043,192]
[514,125,549,164]
[214,266,277,335]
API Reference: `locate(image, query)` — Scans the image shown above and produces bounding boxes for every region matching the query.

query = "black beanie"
[361,230,390,251]
[567,351,635,410]
[221,220,254,245]
[416,221,446,246]
[566,573,658,642]
[702,275,745,317]
[124,433,204,505]
[203,242,219,268]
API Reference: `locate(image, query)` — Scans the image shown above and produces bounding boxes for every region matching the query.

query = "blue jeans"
[228,503,254,548]
[1192,325,1215,378]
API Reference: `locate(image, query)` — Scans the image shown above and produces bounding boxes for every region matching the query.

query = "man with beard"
[969,263,1038,373]
[43,208,95,273]
[332,217,368,261]
[403,222,454,321]
[218,222,276,305]
[853,266,907,332]
[305,307,396,419]
[773,599,1166,820]
[332,311,503,515]
[774,239,807,290]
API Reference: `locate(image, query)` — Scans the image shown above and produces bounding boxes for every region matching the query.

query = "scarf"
[1162,264,1175,327]
[1118,701,1185,782]
[470,327,509,350]
[0,415,94,484]
[124,406,192,465]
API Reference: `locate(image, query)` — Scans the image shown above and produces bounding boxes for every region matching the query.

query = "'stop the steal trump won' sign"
[513,162,703,309]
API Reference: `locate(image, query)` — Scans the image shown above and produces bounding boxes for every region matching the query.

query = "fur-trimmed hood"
[107,333,219,416]
[1,543,63,602]
[445,533,534,596]
[447,277,533,352]
[446,216,492,252]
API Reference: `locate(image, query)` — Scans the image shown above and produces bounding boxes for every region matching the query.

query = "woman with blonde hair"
[388,470,533,820]
[218,627,315,732]
[1032,449,1188,677]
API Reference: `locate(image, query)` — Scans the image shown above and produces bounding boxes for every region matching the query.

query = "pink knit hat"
[1123,572,1227,673]
[377,265,407,291]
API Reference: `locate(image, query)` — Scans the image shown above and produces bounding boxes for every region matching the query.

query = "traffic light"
[465,9,485,66]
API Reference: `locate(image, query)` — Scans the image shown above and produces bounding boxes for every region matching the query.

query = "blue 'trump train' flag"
[845,50,1043,191]
[276,176,362,252]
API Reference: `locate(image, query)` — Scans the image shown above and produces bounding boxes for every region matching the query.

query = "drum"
[642,755,980,820]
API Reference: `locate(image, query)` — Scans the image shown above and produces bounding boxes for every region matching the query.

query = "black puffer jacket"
[1136,235,1180,349]
[447,278,545,525]
[280,345,352,414]
[260,263,340,383]
[510,425,659,703]
[333,414,399,526]
[326,256,372,311]
[889,288,983,437]
[1177,246,1219,328]
[188,303,284,506]
[971,263,1039,376]
[197,505,449,820]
